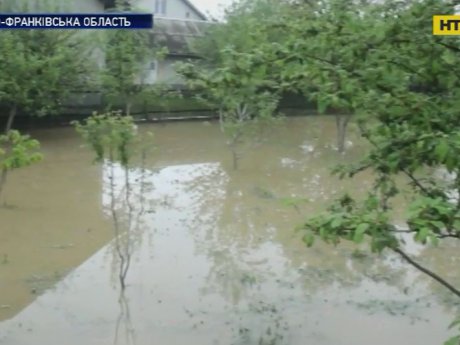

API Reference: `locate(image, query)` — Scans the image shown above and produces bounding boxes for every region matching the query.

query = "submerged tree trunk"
[125,101,132,117]
[0,169,7,203]
[0,106,17,203]
[218,108,224,133]
[229,129,243,171]
[231,148,239,171]
[336,114,351,153]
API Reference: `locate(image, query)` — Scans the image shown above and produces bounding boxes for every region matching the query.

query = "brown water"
[0,116,458,345]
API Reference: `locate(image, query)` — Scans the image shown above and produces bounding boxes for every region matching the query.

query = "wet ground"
[0,116,458,345]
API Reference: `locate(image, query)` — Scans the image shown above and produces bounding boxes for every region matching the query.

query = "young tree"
[74,112,153,291]
[177,47,282,170]
[101,1,167,117]
[101,29,151,116]
[194,0,356,152]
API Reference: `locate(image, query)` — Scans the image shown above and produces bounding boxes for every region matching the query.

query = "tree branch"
[438,233,460,239]
[401,168,434,197]
[393,247,460,298]
[436,41,460,54]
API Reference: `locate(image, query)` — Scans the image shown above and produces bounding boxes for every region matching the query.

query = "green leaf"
[330,217,342,229]
[435,140,450,162]
[448,319,460,330]
[353,223,369,244]
[317,97,329,114]
[414,227,430,244]
[444,335,460,345]
[303,233,315,247]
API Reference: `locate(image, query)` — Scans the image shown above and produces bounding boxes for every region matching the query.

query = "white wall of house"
[135,57,183,85]
[157,57,185,84]
[135,60,159,84]
[73,0,105,12]
[134,0,203,20]
[3,0,104,12]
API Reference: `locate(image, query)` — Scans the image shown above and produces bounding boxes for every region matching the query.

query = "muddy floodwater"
[0,116,459,345]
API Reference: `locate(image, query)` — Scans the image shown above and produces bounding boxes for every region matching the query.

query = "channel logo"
[433,15,460,35]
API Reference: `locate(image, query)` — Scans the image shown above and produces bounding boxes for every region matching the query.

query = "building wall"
[157,57,186,84]
[134,0,203,20]
[73,0,105,12]
[135,57,184,85]
[0,0,104,12]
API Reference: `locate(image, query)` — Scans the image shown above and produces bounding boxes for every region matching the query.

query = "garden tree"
[193,0,356,152]
[177,47,282,170]
[257,0,377,153]
[0,3,96,131]
[192,0,286,66]
[0,0,95,204]
[74,112,153,291]
[101,4,168,117]
[271,0,460,343]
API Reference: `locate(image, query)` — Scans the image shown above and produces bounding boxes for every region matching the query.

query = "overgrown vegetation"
[0,0,95,204]
[177,47,282,170]
[181,0,460,342]
[0,131,42,202]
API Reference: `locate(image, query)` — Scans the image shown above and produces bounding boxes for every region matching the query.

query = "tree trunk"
[231,149,239,171]
[336,114,351,153]
[125,101,132,117]
[0,168,8,203]
[0,106,17,203]
[5,105,17,133]
[218,109,224,132]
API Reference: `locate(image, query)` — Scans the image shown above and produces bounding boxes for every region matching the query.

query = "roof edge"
[181,0,208,21]
[153,16,217,24]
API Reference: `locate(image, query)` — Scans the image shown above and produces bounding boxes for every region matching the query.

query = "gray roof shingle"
[151,17,214,57]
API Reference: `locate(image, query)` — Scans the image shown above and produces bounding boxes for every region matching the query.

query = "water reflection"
[114,292,135,345]
[101,157,154,290]
[0,118,459,345]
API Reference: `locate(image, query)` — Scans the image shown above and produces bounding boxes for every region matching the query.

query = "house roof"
[180,0,207,21]
[99,0,207,20]
[151,17,214,57]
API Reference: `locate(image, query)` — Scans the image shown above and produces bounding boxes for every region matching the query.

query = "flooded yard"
[0,116,458,345]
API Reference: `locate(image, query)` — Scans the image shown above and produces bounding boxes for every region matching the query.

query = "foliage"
[197,0,460,340]
[192,0,286,66]
[177,47,282,169]
[0,0,95,129]
[101,5,168,116]
[0,130,43,202]
[445,318,460,345]
[73,111,137,166]
[0,130,42,171]
[73,111,154,291]
[292,0,460,257]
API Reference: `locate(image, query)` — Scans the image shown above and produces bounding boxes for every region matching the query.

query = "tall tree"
[101,28,153,116]
[0,0,96,202]
[101,0,167,117]
[286,0,460,342]
[178,46,282,170]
